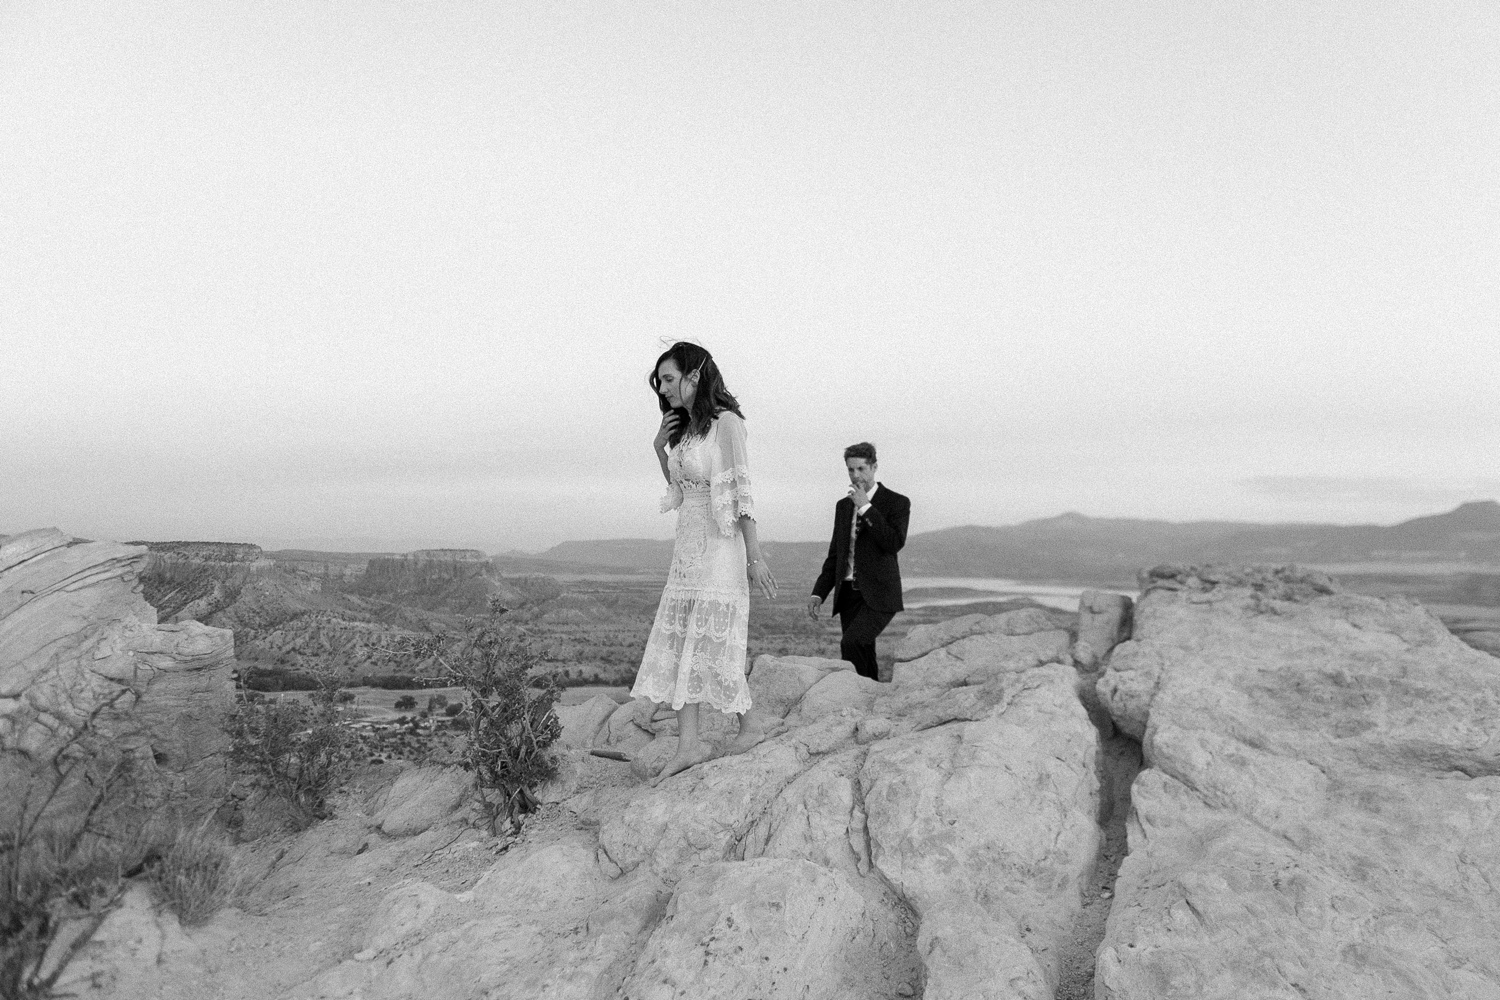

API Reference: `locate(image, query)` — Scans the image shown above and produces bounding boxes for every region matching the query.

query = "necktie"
[846,503,858,582]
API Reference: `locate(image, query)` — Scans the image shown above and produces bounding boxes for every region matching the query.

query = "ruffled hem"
[630,671,752,715]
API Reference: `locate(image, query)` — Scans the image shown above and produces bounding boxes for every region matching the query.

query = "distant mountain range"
[517,501,1500,584]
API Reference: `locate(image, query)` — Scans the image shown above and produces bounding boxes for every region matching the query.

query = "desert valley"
[3,501,1500,1000]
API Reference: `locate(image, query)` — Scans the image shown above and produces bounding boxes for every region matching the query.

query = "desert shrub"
[426,694,449,714]
[429,600,561,834]
[334,691,356,704]
[393,695,418,712]
[1,699,152,999]
[443,702,463,717]
[148,824,234,927]
[225,697,354,829]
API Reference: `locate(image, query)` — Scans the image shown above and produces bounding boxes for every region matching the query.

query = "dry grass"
[148,825,235,927]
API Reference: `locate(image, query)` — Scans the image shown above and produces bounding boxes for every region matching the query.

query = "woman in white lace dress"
[632,342,778,782]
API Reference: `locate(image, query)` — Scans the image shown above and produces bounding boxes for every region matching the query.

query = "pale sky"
[3,2,1497,553]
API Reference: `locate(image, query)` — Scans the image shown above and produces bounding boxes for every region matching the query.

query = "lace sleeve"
[709,412,754,537]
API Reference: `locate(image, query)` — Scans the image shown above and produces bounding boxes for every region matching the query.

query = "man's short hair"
[843,442,877,464]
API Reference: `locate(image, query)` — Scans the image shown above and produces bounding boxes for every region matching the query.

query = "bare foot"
[649,744,714,786]
[725,708,783,755]
[725,721,771,755]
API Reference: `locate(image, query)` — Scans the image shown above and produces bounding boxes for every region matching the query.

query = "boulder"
[374,766,471,837]
[891,629,1071,689]
[895,607,1061,662]
[747,653,851,718]
[555,693,620,749]
[1094,565,1500,1000]
[598,699,655,755]
[0,529,235,812]
[1073,589,1132,668]
[863,662,1101,995]
[786,668,882,725]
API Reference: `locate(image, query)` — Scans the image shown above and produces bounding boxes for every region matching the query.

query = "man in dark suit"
[807,442,911,681]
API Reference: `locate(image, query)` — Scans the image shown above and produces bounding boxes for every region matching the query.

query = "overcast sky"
[3,2,1497,553]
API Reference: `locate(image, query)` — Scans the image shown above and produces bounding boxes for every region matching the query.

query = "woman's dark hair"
[649,342,744,447]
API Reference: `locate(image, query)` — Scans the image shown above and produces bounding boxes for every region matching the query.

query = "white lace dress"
[630,411,755,714]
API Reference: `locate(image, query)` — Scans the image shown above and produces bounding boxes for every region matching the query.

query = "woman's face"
[657,360,697,411]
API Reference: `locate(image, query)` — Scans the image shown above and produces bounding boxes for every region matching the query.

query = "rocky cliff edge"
[0,528,237,809]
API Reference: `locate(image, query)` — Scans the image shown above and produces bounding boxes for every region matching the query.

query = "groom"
[807,442,911,681]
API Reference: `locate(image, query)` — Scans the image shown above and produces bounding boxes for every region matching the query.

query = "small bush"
[149,825,234,926]
[225,697,354,828]
[440,600,561,834]
[393,695,418,712]
[443,702,463,717]
[426,694,449,714]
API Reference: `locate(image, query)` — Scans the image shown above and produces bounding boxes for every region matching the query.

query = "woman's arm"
[740,515,778,599]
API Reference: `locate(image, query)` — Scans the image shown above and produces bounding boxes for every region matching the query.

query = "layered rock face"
[291,608,1107,1000]
[138,541,270,623]
[0,529,236,809]
[1095,565,1500,999]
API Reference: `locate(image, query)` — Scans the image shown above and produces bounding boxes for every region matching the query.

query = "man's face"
[845,457,877,493]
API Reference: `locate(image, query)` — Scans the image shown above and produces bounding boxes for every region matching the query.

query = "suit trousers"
[834,584,895,682]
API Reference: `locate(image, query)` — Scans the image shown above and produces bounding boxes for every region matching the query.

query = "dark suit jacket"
[812,483,911,614]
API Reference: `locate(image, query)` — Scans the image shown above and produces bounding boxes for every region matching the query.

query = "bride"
[631,342,777,782]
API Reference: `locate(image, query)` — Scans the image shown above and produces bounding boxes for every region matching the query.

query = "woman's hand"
[748,559,778,600]
[653,411,681,452]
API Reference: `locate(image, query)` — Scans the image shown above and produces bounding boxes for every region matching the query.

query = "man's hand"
[849,485,870,508]
[805,595,824,620]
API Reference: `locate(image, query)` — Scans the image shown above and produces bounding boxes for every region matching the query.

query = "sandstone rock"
[1074,589,1132,668]
[290,836,625,1000]
[465,837,604,915]
[738,746,872,876]
[863,662,1101,995]
[535,749,582,803]
[1095,566,1500,999]
[855,716,894,744]
[599,699,655,755]
[747,653,850,718]
[917,898,1052,1000]
[891,628,1071,688]
[0,528,235,812]
[787,668,882,725]
[555,693,620,749]
[363,882,471,954]
[621,858,892,1000]
[374,766,471,837]
[895,607,1061,662]
[597,716,857,882]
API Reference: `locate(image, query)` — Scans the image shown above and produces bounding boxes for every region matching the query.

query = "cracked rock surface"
[1095,565,1500,999]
